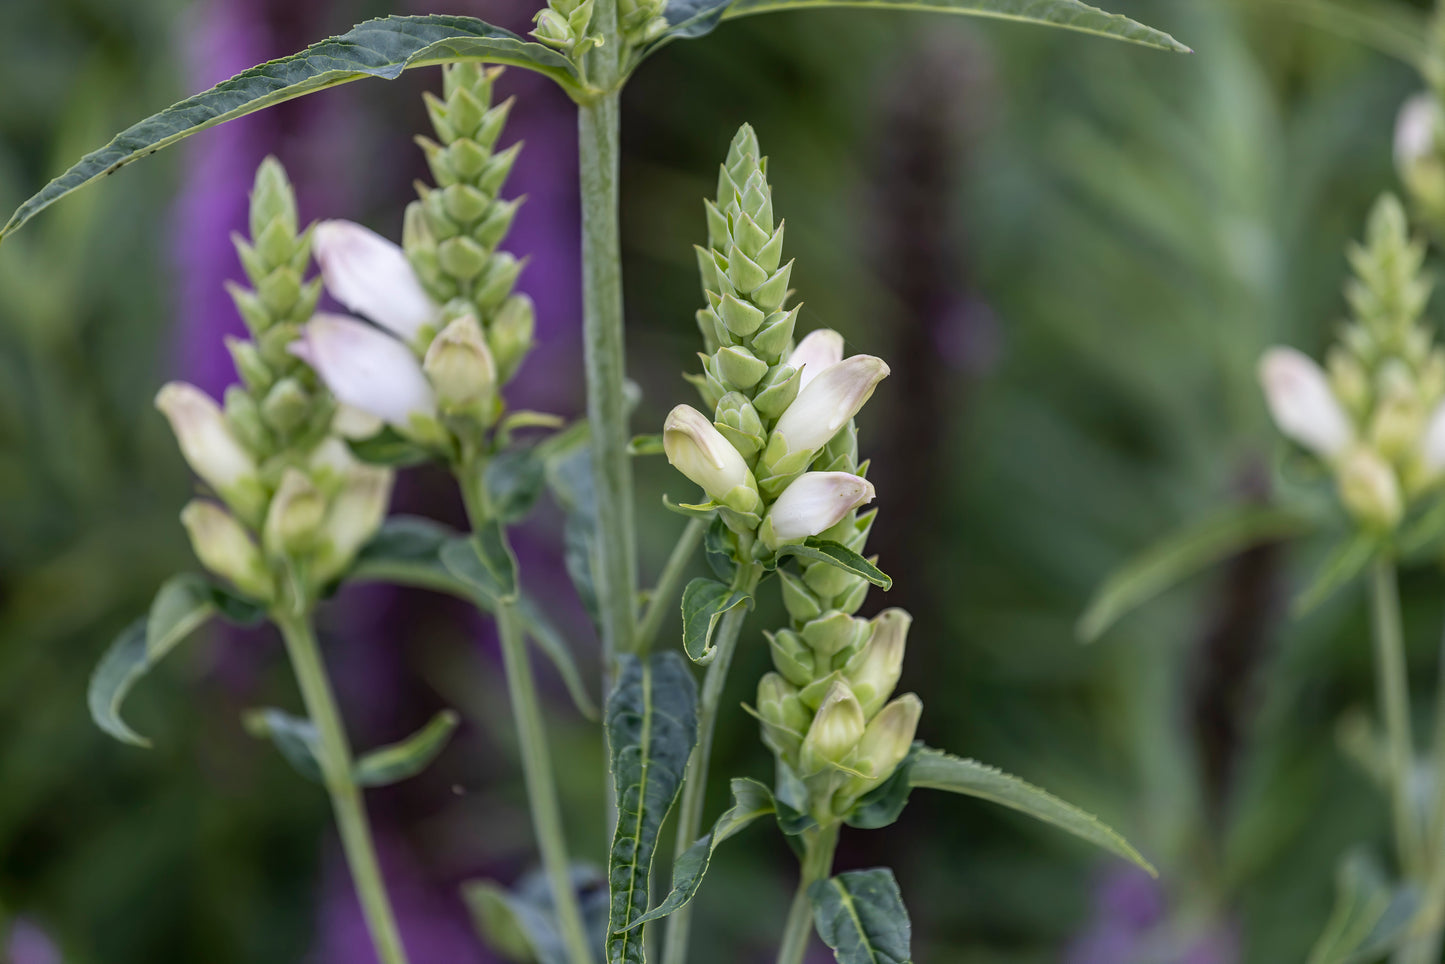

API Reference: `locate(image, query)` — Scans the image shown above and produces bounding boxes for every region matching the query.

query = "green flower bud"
[473,197,523,252]
[256,267,303,318]
[778,568,822,624]
[750,364,801,419]
[424,314,498,416]
[260,377,312,438]
[843,694,922,799]
[757,672,810,761]
[438,235,491,281]
[751,306,800,363]
[475,251,525,310]
[489,294,536,382]
[249,156,299,241]
[263,468,327,556]
[799,680,865,775]
[844,609,910,717]
[767,630,816,687]
[800,610,870,662]
[181,500,273,601]
[718,293,766,337]
[227,337,273,394]
[716,345,770,389]
[224,385,271,456]
[1339,446,1403,530]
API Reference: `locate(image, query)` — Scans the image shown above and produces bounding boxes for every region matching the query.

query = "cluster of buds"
[1259,195,1442,530]
[157,160,393,604]
[662,126,889,561]
[1396,91,1445,235]
[531,0,603,58]
[294,64,534,453]
[617,0,669,47]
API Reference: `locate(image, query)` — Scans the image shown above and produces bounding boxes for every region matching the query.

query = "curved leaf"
[1308,851,1423,964]
[466,865,610,964]
[1240,0,1428,67]
[680,577,751,664]
[845,743,920,830]
[605,652,699,963]
[355,710,461,787]
[440,521,520,603]
[1293,532,1376,617]
[909,748,1155,874]
[243,707,324,783]
[779,540,892,590]
[1078,504,1314,642]
[809,868,912,964]
[1,15,581,242]
[625,778,775,930]
[719,0,1188,52]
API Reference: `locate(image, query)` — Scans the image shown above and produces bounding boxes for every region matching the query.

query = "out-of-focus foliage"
[0,0,1436,962]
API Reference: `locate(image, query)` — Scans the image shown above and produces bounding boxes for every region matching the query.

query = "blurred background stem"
[637,518,706,651]
[1370,559,1423,881]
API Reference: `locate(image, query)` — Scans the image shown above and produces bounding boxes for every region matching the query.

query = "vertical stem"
[774,822,841,964]
[660,563,763,964]
[1371,559,1424,880]
[637,518,707,652]
[276,612,410,964]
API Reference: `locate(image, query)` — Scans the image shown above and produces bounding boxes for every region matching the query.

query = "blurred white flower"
[1258,347,1353,458]
[290,313,436,430]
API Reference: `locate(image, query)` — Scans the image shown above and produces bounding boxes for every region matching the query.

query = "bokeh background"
[0,0,1437,961]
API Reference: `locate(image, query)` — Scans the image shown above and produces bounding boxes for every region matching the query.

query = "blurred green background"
[0,0,1437,961]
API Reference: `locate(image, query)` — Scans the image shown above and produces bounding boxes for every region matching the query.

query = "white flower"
[852,693,922,784]
[155,382,261,511]
[180,500,273,600]
[1258,347,1353,458]
[313,220,437,341]
[423,314,497,412]
[290,313,436,430]
[844,608,910,716]
[663,404,755,502]
[1396,94,1440,170]
[772,354,889,457]
[1422,400,1445,473]
[313,463,395,583]
[787,329,845,389]
[764,471,875,545]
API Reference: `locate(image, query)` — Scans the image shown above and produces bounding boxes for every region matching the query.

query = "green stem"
[276,611,410,964]
[637,518,707,652]
[1371,558,1424,880]
[660,562,763,964]
[774,822,841,964]
[456,462,596,964]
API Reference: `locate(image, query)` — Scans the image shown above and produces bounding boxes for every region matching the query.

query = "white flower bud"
[1258,347,1353,458]
[853,693,922,786]
[799,680,866,774]
[1397,94,1441,173]
[1422,400,1445,473]
[313,464,395,583]
[771,355,889,457]
[423,314,497,413]
[763,471,875,547]
[1338,447,1403,530]
[787,329,845,389]
[844,608,910,717]
[263,468,327,555]
[290,314,437,431]
[180,500,273,600]
[155,382,263,517]
[313,220,436,341]
[663,404,756,503]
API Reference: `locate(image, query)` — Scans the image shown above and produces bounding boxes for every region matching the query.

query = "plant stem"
[456,462,596,964]
[774,822,841,964]
[275,611,410,964]
[1371,558,1424,880]
[660,562,763,964]
[637,518,707,652]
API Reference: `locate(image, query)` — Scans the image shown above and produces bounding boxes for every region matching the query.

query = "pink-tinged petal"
[291,313,436,428]
[767,471,875,542]
[1258,347,1353,457]
[772,355,890,457]
[787,329,845,389]
[313,220,436,340]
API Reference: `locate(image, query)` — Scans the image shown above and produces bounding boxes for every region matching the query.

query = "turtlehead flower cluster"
[1259,195,1442,530]
[663,125,890,561]
[158,160,393,603]
[1396,91,1445,235]
[294,64,535,455]
[531,0,665,56]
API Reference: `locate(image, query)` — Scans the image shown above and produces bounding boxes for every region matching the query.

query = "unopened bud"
[799,680,865,775]
[850,694,922,793]
[313,464,395,584]
[1338,447,1403,529]
[767,629,816,687]
[770,355,889,460]
[757,672,810,761]
[156,382,265,520]
[180,500,273,600]
[844,609,911,717]
[1397,94,1445,215]
[663,404,758,507]
[489,294,536,382]
[263,469,327,555]
[1258,347,1354,459]
[424,314,497,415]
[762,472,875,549]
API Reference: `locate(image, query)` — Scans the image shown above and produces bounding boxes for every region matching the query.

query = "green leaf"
[680,578,751,664]
[661,494,721,521]
[809,868,912,964]
[1078,504,1314,642]
[347,428,433,467]
[88,574,264,747]
[440,521,520,603]
[661,0,736,40]
[1308,851,1422,964]
[718,0,1188,52]
[845,743,920,830]
[625,778,775,930]
[1239,0,1428,67]
[243,707,324,784]
[605,652,699,963]
[909,747,1155,874]
[466,865,610,964]
[355,710,460,787]
[547,436,602,630]
[704,516,739,584]
[1293,532,1377,618]
[486,448,547,524]
[779,540,892,590]
[1,16,582,242]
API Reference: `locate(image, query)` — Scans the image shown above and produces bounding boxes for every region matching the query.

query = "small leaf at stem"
[628,433,666,455]
[1307,850,1422,964]
[1293,531,1378,617]
[440,522,519,603]
[809,868,912,964]
[486,448,547,523]
[778,540,891,590]
[354,710,461,787]
[845,743,920,830]
[347,428,433,467]
[244,707,325,783]
[680,578,751,664]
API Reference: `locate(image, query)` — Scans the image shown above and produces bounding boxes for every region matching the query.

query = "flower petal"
[313,219,436,340]
[787,329,845,389]
[1258,347,1353,457]
[291,313,436,428]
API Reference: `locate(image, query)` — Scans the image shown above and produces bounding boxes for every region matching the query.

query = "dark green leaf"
[440,521,519,603]
[1308,851,1422,964]
[779,540,892,590]
[605,652,699,963]
[347,428,433,467]
[809,868,912,964]
[1,16,581,241]
[773,758,817,836]
[845,743,920,830]
[704,516,739,584]
[719,0,1187,51]
[1293,532,1377,617]
[355,710,460,787]
[486,448,547,523]
[466,865,610,964]
[625,778,775,929]
[548,439,602,629]
[243,707,324,784]
[680,578,751,664]
[1078,504,1314,642]
[909,747,1155,874]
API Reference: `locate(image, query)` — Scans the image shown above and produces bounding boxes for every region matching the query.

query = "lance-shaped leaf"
[347,428,433,467]
[624,778,775,930]
[845,743,920,830]
[350,517,598,720]
[1308,851,1423,964]
[548,437,603,630]
[466,865,610,964]
[354,710,460,786]
[605,652,699,963]
[680,578,751,664]
[909,748,1155,874]
[440,521,520,603]
[649,0,1188,54]
[243,707,325,783]
[1078,504,1315,642]
[486,448,548,524]
[778,540,891,590]
[1293,532,1377,617]
[809,868,912,964]
[1,15,581,242]
[89,574,265,746]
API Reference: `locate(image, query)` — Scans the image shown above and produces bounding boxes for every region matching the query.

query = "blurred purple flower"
[5,919,61,964]
[1065,866,1239,964]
